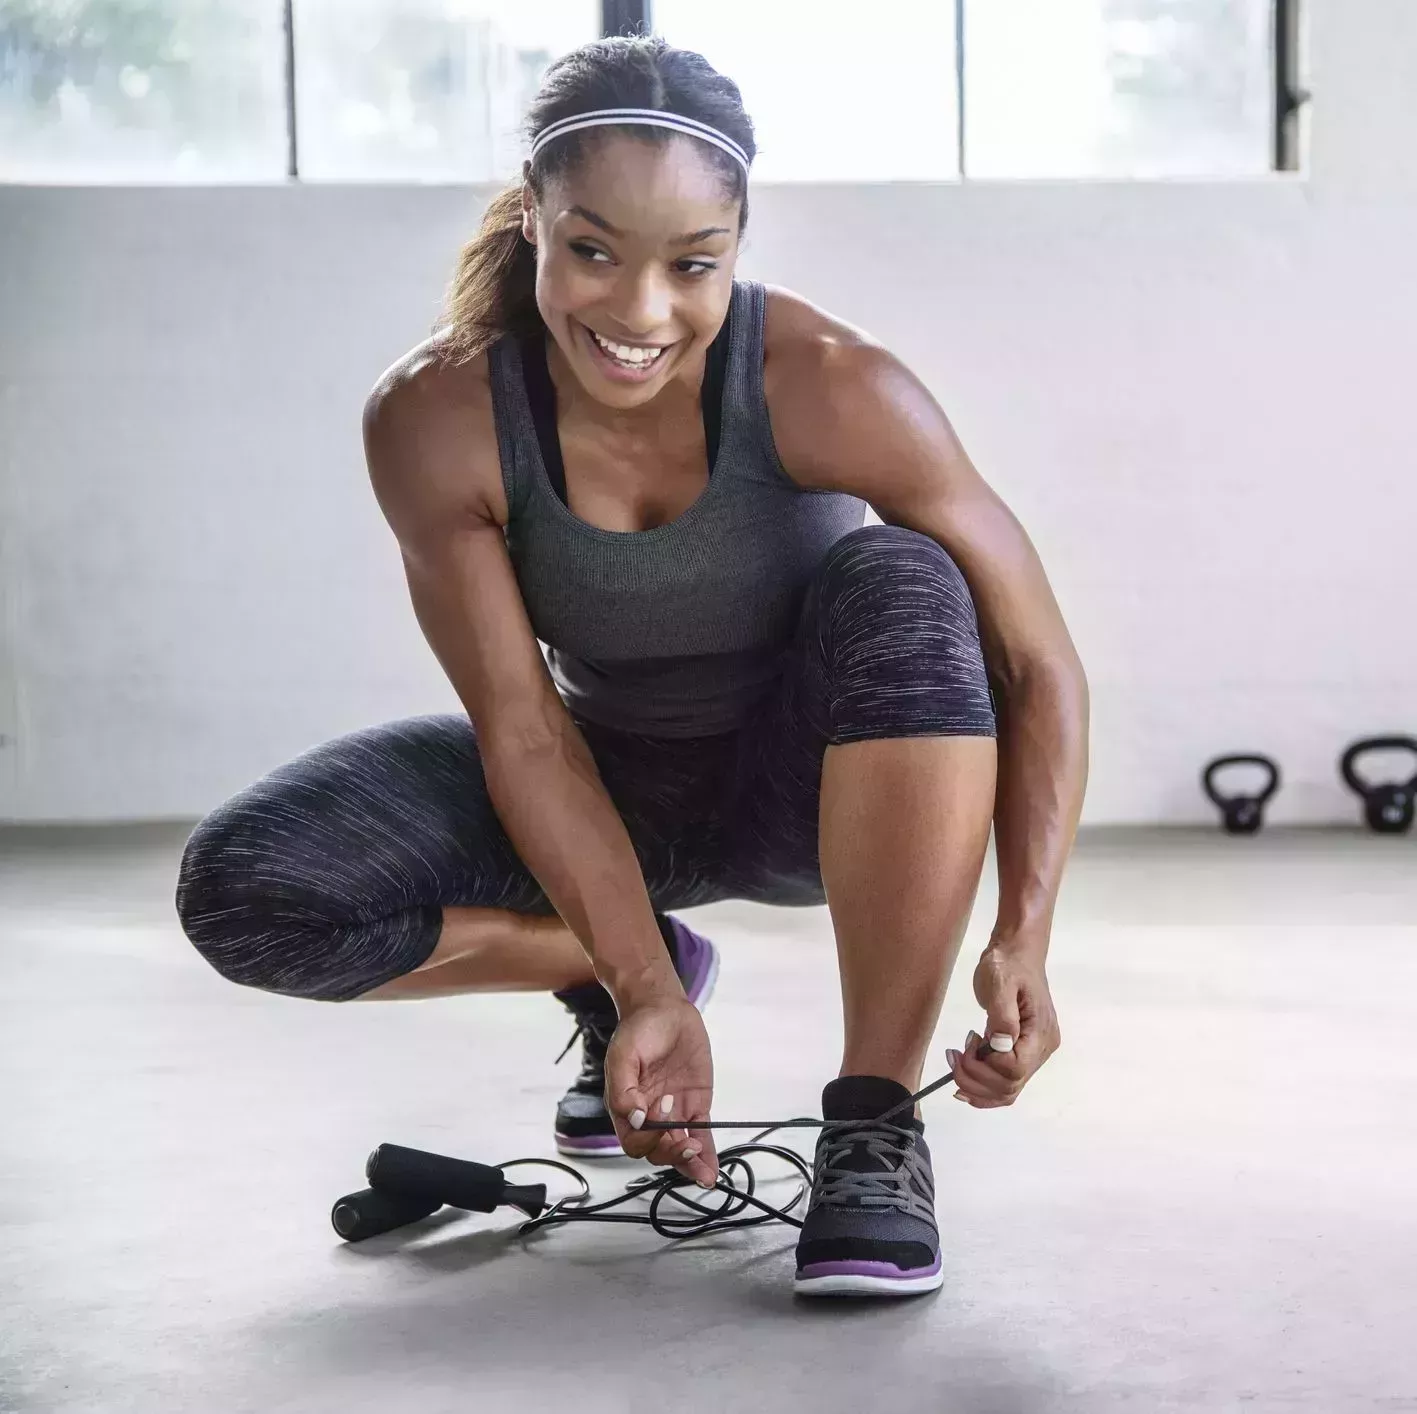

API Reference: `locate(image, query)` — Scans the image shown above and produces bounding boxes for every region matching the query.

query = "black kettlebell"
[1339,736,1417,834]
[1202,754,1281,834]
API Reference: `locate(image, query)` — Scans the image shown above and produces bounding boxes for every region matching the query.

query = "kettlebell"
[1339,736,1417,834]
[1202,754,1281,834]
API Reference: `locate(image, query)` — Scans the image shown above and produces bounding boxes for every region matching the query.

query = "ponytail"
[443,183,541,365]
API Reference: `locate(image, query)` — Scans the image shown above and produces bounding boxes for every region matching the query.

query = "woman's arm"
[765,294,1090,964]
[362,351,680,1010]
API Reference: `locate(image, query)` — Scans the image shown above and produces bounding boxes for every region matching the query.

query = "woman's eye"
[677,261,717,278]
[569,241,611,263]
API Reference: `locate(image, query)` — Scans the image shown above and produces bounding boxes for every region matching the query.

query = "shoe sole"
[553,934,720,1160]
[553,1132,625,1158]
[793,1260,945,1298]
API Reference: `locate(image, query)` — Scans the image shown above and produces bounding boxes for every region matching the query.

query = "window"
[0,0,1296,183]
[293,0,599,181]
[0,0,287,181]
[656,0,1287,180]
[653,0,960,182]
[0,0,597,182]
[964,0,1277,178]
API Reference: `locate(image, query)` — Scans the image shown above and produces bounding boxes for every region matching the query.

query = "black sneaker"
[551,914,719,1158]
[793,1075,943,1298]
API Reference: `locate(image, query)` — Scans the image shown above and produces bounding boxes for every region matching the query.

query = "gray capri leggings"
[176,526,996,1001]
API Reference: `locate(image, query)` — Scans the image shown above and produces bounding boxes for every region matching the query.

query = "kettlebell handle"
[1340,736,1417,794]
[1202,754,1281,807]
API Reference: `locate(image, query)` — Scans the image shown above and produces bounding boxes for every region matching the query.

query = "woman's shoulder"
[366,332,494,434]
[363,333,508,525]
[760,281,850,341]
[760,284,892,403]
[759,285,898,476]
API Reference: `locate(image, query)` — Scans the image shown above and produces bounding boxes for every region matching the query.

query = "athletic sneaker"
[551,914,719,1158]
[793,1075,943,1298]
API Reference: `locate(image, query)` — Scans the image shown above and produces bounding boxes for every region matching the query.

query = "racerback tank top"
[486,279,866,738]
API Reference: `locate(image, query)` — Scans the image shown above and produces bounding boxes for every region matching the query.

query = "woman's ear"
[521,178,537,247]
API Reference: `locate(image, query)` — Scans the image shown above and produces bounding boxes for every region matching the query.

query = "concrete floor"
[2,824,1414,1414]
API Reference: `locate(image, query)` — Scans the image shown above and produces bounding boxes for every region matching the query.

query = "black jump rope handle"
[331,1186,442,1242]
[331,1143,548,1242]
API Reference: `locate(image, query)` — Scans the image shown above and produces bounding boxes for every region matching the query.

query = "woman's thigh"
[176,713,745,998]
[176,715,547,997]
[180,716,541,918]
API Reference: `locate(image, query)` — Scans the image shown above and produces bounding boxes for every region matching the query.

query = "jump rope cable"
[502,1041,1008,1242]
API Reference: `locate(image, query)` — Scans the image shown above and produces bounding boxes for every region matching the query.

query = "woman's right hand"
[605,996,719,1189]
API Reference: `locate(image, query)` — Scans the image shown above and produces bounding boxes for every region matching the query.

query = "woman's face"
[523,133,742,411]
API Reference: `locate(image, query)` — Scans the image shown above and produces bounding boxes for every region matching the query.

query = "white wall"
[2,0,1415,826]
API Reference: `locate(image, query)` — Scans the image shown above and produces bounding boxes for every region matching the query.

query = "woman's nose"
[610,267,674,337]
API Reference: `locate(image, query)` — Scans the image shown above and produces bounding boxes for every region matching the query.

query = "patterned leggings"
[176,526,997,1001]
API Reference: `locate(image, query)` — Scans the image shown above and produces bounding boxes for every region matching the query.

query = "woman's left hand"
[946,940,1061,1108]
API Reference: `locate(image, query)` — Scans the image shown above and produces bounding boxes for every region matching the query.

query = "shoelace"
[553,1012,614,1080]
[812,1120,934,1221]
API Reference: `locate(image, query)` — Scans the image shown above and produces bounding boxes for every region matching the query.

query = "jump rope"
[331,1034,1014,1245]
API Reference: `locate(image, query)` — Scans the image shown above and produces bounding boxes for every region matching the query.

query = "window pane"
[964,0,1274,177]
[0,0,285,181]
[293,0,598,181]
[654,0,959,181]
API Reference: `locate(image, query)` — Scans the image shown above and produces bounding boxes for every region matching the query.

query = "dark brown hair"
[443,35,756,364]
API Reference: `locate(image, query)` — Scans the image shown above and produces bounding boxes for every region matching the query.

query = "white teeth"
[589,328,666,367]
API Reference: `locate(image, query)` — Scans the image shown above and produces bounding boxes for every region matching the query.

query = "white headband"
[529,108,751,176]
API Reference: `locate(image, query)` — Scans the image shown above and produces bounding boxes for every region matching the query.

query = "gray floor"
[2,825,1414,1414]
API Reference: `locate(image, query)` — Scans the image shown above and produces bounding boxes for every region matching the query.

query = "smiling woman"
[176,34,1088,1303]
[443,43,755,385]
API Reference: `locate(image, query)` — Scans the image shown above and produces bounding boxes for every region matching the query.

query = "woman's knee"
[815,524,971,609]
[806,524,996,741]
[176,798,305,994]
[174,795,440,1001]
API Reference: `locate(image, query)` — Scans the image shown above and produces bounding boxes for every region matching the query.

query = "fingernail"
[659,1095,674,1115]
[682,1147,697,1161]
[946,1050,960,1069]
[954,1091,971,1103]
[989,1034,1016,1052]
[966,1030,980,1046]
[698,1177,716,1190]
[628,1109,646,1130]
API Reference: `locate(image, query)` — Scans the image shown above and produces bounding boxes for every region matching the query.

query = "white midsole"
[793,1268,945,1297]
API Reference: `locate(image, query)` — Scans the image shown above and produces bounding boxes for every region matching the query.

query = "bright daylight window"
[964,0,1276,178]
[653,0,961,182]
[1,0,1285,182]
[1,0,286,180]
[292,0,598,181]
[657,0,1279,179]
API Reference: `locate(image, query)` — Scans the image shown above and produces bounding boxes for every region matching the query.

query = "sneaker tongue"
[821,1075,920,1128]
[552,979,617,1023]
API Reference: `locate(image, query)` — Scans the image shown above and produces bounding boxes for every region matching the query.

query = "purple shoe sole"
[794,1254,944,1298]
[553,1132,624,1156]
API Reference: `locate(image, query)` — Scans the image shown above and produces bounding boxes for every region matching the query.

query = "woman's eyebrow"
[567,204,730,246]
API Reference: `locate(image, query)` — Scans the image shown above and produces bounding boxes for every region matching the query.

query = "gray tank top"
[487,280,866,737]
